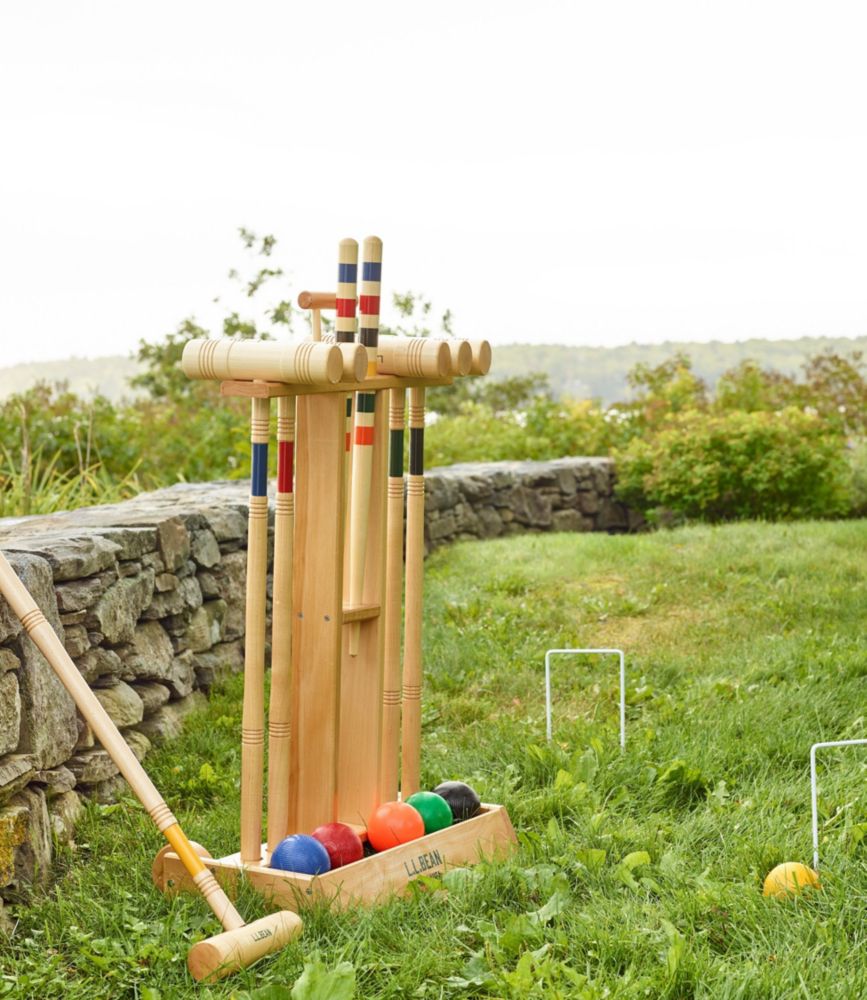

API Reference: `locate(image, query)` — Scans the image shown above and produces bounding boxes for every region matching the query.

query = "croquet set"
[0,236,515,981]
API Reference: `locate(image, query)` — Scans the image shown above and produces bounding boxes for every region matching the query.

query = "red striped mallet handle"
[347,235,382,655]
[337,239,358,529]
[266,394,294,856]
[401,386,425,797]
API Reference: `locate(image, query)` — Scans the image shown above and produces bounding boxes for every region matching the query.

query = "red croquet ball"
[311,822,364,869]
[367,800,425,852]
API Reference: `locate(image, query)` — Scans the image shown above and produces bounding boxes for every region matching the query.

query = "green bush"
[849,437,867,516]
[614,407,851,523]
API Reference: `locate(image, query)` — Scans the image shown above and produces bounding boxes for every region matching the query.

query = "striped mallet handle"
[401,386,425,797]
[241,397,270,864]
[379,388,405,802]
[336,239,359,531]
[347,235,382,655]
[266,395,294,856]
[0,549,302,982]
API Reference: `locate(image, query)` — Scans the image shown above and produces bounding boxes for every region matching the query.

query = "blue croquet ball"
[270,834,331,875]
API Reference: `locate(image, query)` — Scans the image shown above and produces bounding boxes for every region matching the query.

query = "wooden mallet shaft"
[336,239,359,525]
[241,398,270,864]
[379,388,405,802]
[347,235,383,654]
[0,549,302,982]
[401,386,426,797]
[266,394,294,855]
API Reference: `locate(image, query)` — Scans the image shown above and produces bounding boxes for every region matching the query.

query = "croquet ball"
[270,834,331,875]
[762,862,820,899]
[432,781,481,822]
[311,822,364,869]
[406,791,453,834]
[367,800,425,852]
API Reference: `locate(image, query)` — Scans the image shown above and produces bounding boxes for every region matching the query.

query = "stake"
[336,238,358,532]
[0,549,302,982]
[241,397,269,864]
[380,388,405,802]
[348,235,382,654]
[401,386,425,797]
[266,395,295,856]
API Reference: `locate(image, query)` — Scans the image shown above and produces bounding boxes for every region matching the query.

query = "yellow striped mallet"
[0,549,302,981]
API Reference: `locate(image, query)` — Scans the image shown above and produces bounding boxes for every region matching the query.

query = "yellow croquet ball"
[762,862,821,899]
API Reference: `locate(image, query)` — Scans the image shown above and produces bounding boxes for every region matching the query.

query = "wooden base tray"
[153,804,516,911]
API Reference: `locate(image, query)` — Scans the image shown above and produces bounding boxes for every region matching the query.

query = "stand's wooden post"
[401,386,426,798]
[267,395,295,856]
[288,392,345,833]
[379,389,405,802]
[241,397,270,863]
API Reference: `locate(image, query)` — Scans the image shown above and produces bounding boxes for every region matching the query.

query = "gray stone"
[93,682,143,728]
[203,506,247,542]
[197,569,221,599]
[124,728,151,761]
[194,640,244,690]
[579,492,601,515]
[0,798,29,886]
[428,513,457,541]
[136,691,207,743]
[511,487,553,527]
[166,652,195,699]
[85,568,155,644]
[141,575,202,620]
[31,766,76,797]
[67,749,119,785]
[210,551,246,640]
[154,572,179,593]
[552,509,592,533]
[132,681,171,714]
[0,649,19,673]
[48,790,84,843]
[157,517,191,572]
[0,755,36,804]
[89,774,128,804]
[476,506,503,538]
[191,529,221,569]
[3,787,51,887]
[2,533,120,583]
[63,624,90,658]
[10,555,78,769]
[187,600,227,653]
[54,569,117,613]
[118,560,143,578]
[74,715,94,751]
[59,610,87,626]
[74,647,123,685]
[88,526,158,560]
[0,673,20,757]
[121,621,174,681]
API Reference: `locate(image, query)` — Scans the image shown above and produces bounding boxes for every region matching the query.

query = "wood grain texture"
[379,389,405,803]
[241,398,270,864]
[219,374,452,398]
[375,336,450,378]
[401,387,425,798]
[338,390,387,827]
[182,338,345,385]
[267,395,295,855]
[288,392,345,833]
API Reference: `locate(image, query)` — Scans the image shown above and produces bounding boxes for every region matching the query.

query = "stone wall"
[0,457,639,918]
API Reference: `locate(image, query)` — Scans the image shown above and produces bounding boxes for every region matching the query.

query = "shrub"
[614,407,851,522]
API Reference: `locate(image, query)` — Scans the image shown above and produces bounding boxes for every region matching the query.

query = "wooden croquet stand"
[153,372,516,912]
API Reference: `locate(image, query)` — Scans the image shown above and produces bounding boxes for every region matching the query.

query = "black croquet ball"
[432,780,481,822]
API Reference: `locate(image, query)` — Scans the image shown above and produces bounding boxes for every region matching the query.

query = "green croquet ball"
[406,791,453,834]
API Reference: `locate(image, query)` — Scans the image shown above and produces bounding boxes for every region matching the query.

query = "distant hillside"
[493,335,867,404]
[1,335,864,405]
[0,356,142,402]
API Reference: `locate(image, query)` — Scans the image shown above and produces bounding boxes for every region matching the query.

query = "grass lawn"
[1,520,866,999]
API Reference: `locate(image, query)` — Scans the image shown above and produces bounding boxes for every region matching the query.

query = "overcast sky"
[1,1,866,366]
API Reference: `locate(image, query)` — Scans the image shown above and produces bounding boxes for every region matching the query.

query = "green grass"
[2,521,866,999]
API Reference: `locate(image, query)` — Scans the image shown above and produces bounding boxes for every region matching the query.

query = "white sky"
[1,1,866,366]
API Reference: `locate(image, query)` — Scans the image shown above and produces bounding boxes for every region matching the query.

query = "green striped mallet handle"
[379,388,405,802]
[347,235,382,654]
[401,386,426,797]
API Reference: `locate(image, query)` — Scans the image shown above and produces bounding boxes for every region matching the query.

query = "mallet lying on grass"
[0,549,302,982]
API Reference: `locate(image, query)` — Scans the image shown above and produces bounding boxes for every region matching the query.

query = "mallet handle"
[0,549,244,933]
